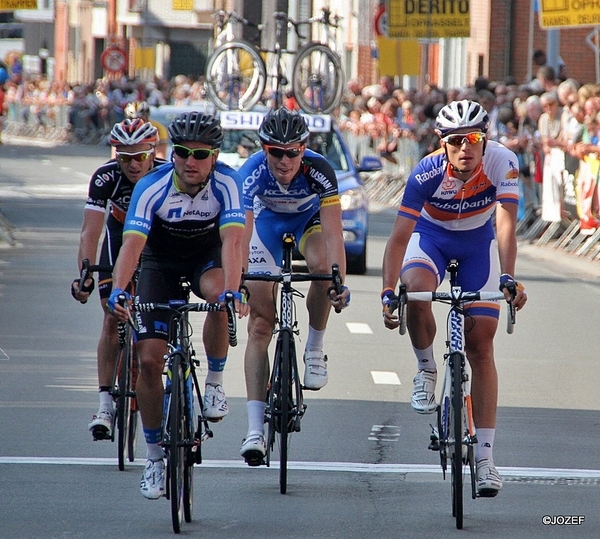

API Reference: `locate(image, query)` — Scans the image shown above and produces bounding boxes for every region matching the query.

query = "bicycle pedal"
[477,489,499,498]
[243,453,266,467]
[91,426,111,441]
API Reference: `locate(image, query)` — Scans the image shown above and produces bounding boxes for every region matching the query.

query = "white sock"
[99,390,113,411]
[146,443,164,461]
[413,344,437,372]
[205,370,224,386]
[475,428,495,462]
[305,326,325,352]
[246,400,266,436]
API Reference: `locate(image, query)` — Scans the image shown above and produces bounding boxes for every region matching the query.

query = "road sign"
[0,0,36,9]
[100,47,127,73]
[539,0,600,29]
[586,28,600,52]
[374,5,388,37]
[385,0,470,39]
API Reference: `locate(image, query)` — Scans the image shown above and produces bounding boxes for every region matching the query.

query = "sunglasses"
[442,132,485,147]
[264,145,304,159]
[116,150,153,163]
[172,145,218,160]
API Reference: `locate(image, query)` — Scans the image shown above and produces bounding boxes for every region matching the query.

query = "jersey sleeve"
[239,152,266,211]
[488,143,520,206]
[123,163,172,238]
[301,150,340,207]
[84,162,118,213]
[397,153,444,221]
[212,163,246,229]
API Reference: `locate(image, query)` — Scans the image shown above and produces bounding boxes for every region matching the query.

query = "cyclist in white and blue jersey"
[381,100,528,497]
[238,108,350,465]
[107,111,249,500]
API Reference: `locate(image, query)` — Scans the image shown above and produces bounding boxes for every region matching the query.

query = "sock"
[413,345,437,372]
[99,388,113,410]
[305,326,325,352]
[246,400,266,436]
[475,428,495,462]
[145,443,164,461]
[205,355,226,386]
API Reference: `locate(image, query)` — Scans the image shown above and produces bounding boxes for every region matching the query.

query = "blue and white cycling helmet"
[435,100,489,137]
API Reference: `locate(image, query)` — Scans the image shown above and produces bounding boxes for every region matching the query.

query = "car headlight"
[340,188,367,211]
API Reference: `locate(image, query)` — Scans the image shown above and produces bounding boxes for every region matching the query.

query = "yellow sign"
[377,37,420,76]
[172,0,193,10]
[385,0,470,39]
[0,0,37,9]
[539,0,600,29]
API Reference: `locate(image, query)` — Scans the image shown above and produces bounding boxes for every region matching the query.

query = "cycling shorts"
[98,215,123,300]
[247,207,321,274]
[134,246,222,341]
[402,219,501,319]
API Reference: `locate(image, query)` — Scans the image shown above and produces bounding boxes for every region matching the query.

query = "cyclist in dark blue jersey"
[71,118,165,441]
[108,111,249,499]
[381,100,527,497]
[237,108,350,464]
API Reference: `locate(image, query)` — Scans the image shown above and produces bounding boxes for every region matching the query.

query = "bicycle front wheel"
[167,353,186,533]
[450,352,464,529]
[292,42,344,114]
[205,41,266,111]
[278,330,292,494]
[115,324,137,470]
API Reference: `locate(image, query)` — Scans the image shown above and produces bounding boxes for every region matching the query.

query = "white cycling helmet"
[435,100,489,137]
[124,100,151,119]
[109,119,158,146]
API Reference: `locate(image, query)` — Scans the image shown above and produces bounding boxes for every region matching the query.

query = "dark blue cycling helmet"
[258,108,309,145]
[168,111,224,148]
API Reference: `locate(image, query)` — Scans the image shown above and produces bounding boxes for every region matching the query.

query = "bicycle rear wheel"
[205,41,266,111]
[167,353,186,533]
[292,42,344,114]
[450,352,464,529]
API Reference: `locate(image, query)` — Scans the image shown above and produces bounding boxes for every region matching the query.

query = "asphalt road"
[0,139,599,539]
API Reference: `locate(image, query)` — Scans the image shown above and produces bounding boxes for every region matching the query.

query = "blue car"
[150,106,382,274]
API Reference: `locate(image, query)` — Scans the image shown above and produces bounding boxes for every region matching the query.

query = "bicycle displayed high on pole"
[79,259,139,471]
[392,259,516,529]
[132,281,237,534]
[242,233,342,494]
[204,8,344,114]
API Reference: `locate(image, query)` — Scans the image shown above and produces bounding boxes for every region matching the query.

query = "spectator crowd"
[2,64,600,233]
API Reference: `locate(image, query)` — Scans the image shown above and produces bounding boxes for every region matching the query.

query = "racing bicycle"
[132,281,237,533]
[79,259,139,471]
[242,233,342,494]
[392,259,516,529]
[204,8,344,114]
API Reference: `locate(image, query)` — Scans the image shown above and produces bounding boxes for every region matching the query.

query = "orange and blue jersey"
[398,140,520,231]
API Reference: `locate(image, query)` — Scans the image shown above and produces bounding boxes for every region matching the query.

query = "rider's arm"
[319,201,346,281]
[382,213,416,292]
[241,208,254,274]
[495,201,518,278]
[77,208,105,269]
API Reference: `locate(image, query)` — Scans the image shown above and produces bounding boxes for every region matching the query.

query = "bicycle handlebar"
[133,299,238,347]
[242,263,343,313]
[389,286,516,335]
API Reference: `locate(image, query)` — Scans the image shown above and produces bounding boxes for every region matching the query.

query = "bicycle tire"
[183,366,194,523]
[168,353,185,533]
[292,42,344,114]
[127,343,139,463]
[116,341,130,471]
[278,329,292,494]
[450,352,464,529]
[205,41,266,111]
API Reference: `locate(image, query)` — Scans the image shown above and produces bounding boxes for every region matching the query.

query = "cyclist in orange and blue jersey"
[381,100,528,498]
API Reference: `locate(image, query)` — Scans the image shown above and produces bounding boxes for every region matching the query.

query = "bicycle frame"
[133,286,236,533]
[242,232,341,493]
[396,259,514,529]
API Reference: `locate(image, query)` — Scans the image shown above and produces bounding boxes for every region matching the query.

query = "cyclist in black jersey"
[71,118,166,440]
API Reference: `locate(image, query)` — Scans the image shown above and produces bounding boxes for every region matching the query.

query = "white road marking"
[1,457,599,480]
[345,322,373,334]
[371,371,401,385]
